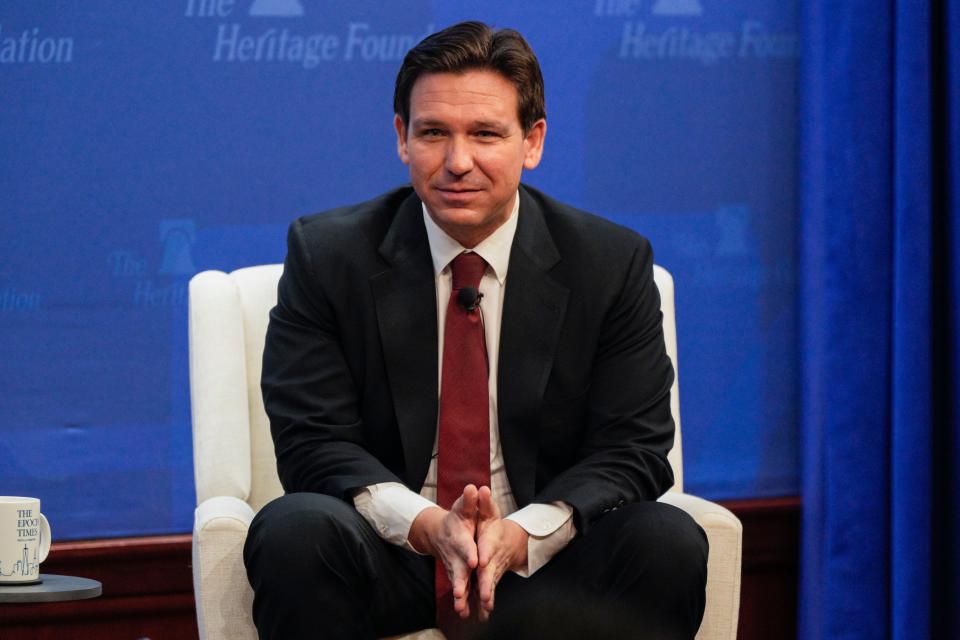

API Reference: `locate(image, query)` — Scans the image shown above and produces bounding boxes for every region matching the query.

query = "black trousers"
[243,493,708,640]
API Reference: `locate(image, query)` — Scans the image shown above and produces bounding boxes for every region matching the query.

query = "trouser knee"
[603,501,708,639]
[604,501,708,591]
[244,492,372,594]
[243,493,385,639]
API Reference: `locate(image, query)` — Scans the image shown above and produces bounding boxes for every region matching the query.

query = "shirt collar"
[421,191,519,285]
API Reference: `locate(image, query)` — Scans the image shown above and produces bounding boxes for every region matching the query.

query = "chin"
[429,205,486,225]
[427,201,474,224]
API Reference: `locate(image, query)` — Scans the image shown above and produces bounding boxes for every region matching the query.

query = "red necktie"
[435,252,490,639]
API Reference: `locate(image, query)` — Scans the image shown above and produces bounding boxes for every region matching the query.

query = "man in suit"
[243,21,708,640]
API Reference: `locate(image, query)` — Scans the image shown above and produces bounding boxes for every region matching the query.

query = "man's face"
[394,69,546,248]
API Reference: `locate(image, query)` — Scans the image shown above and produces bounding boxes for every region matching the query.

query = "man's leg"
[243,492,435,640]
[489,501,709,640]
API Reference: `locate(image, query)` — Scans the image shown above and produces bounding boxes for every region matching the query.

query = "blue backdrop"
[1,1,799,540]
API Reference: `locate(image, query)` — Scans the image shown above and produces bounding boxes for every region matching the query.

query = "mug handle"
[37,513,51,563]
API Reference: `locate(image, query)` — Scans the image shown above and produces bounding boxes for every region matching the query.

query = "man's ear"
[522,119,547,170]
[394,114,410,165]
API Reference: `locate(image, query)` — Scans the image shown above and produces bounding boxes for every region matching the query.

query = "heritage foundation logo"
[0,24,74,64]
[593,0,798,65]
[0,286,42,312]
[184,0,432,68]
[109,220,196,308]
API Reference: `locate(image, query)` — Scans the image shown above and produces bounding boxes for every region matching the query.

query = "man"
[244,21,707,640]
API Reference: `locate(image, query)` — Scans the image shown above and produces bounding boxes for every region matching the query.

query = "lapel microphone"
[456,286,483,312]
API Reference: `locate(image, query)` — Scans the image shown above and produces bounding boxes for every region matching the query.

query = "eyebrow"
[473,120,509,131]
[411,119,445,129]
[411,118,510,131]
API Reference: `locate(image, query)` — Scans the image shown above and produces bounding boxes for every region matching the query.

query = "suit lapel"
[370,192,438,491]
[498,188,569,507]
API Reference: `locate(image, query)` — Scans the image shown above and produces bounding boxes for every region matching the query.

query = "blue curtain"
[799,1,960,638]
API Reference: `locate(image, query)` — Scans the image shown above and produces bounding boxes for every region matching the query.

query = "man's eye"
[476,131,499,138]
[421,129,444,137]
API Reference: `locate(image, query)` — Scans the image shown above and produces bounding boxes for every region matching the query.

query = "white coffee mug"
[0,497,52,584]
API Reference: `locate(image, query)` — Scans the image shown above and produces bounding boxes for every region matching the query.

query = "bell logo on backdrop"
[0,24,74,64]
[593,0,798,65]
[158,220,197,276]
[109,220,197,308]
[183,0,432,68]
[670,205,791,289]
[249,0,304,17]
[672,205,750,260]
[714,205,750,257]
[651,0,703,16]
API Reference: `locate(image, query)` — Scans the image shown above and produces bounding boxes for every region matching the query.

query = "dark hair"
[393,21,546,133]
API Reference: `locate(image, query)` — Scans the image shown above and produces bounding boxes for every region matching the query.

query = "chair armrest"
[658,492,740,533]
[195,495,256,532]
[193,496,258,640]
[658,492,742,640]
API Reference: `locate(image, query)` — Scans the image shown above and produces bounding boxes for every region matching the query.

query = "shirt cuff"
[352,482,436,551]
[505,501,576,577]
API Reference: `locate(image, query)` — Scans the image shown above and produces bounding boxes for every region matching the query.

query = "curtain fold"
[799,1,959,638]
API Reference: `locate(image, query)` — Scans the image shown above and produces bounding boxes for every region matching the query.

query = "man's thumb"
[478,486,497,520]
[457,484,480,519]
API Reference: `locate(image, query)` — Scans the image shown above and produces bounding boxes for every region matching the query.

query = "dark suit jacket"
[261,184,675,534]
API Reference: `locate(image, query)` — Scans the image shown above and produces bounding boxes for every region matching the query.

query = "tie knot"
[451,252,487,290]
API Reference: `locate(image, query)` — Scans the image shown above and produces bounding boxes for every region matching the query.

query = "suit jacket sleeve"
[532,235,676,534]
[261,219,402,499]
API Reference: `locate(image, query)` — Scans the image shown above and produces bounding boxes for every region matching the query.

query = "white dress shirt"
[353,192,576,576]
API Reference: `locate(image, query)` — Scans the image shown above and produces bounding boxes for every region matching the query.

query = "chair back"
[653,265,683,492]
[189,265,284,512]
[189,263,683,511]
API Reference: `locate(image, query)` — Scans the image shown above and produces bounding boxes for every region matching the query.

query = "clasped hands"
[408,484,528,621]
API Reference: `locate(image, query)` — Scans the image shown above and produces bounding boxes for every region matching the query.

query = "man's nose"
[444,137,474,176]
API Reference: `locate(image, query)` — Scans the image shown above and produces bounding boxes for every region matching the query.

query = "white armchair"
[188,264,741,640]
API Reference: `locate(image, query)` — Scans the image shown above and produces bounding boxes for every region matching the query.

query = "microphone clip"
[456,286,484,312]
